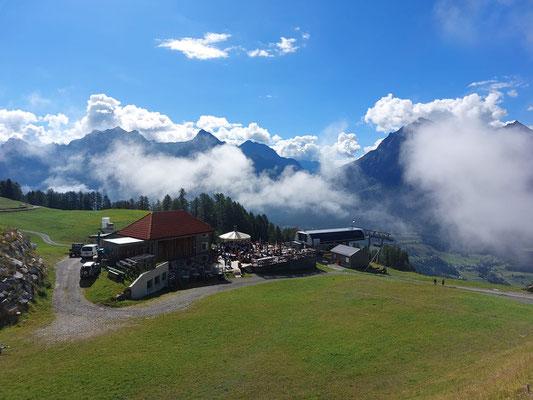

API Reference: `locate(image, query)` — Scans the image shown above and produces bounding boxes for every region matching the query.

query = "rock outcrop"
[0,227,46,325]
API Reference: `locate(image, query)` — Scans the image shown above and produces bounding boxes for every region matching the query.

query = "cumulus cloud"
[507,89,518,97]
[273,131,362,165]
[400,118,533,253]
[0,94,278,146]
[90,143,354,216]
[158,32,231,60]
[273,135,321,160]
[364,92,507,133]
[331,132,361,158]
[196,115,272,144]
[43,113,69,129]
[276,37,298,54]
[0,109,38,141]
[73,94,198,143]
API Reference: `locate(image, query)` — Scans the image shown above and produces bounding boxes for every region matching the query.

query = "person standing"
[433,278,437,285]
[442,278,445,286]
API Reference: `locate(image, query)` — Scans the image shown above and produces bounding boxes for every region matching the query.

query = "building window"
[345,257,349,263]
[162,272,167,281]
[155,275,160,285]
[202,233,208,237]
[201,242,208,251]
[147,279,153,289]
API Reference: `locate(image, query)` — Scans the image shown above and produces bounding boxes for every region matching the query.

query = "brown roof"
[118,210,215,240]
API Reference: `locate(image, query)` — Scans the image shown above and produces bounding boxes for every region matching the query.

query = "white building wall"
[129,261,169,299]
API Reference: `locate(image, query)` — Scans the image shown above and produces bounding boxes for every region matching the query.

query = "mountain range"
[0,127,307,189]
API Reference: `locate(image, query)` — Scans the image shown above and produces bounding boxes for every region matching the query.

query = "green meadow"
[1,273,532,400]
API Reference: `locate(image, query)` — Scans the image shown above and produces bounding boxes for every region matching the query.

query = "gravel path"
[36,257,327,343]
[21,230,70,247]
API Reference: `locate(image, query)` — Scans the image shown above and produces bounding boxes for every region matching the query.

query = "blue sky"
[0,0,532,162]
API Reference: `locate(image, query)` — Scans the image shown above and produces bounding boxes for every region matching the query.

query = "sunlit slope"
[0,273,531,400]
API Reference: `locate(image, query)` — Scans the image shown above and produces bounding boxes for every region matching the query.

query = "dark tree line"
[373,245,414,271]
[1,179,295,242]
[0,179,24,201]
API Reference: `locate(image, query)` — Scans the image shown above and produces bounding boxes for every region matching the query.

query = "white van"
[80,244,98,259]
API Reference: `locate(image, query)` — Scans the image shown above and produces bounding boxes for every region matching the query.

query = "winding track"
[21,230,70,247]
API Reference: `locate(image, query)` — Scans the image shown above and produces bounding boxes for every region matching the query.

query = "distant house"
[330,244,369,269]
[104,210,215,264]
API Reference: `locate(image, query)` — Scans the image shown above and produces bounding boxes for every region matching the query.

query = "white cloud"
[0,109,38,141]
[43,176,89,193]
[467,77,525,98]
[196,114,272,144]
[43,113,69,129]
[528,106,533,111]
[401,117,533,252]
[273,135,321,160]
[364,92,507,133]
[276,37,299,54]
[158,32,231,60]
[247,49,273,57]
[90,143,354,216]
[273,131,361,164]
[247,35,305,58]
[363,138,385,154]
[468,79,497,88]
[0,94,278,146]
[331,132,361,158]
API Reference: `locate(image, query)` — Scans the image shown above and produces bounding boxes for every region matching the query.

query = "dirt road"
[36,257,326,343]
[21,230,70,247]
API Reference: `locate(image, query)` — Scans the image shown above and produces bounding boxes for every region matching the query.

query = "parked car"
[80,244,98,260]
[80,261,101,279]
[69,243,83,258]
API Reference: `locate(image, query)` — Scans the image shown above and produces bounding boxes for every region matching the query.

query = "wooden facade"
[156,236,196,261]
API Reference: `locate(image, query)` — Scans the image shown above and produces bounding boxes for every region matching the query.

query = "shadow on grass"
[253,267,326,280]
[79,276,97,288]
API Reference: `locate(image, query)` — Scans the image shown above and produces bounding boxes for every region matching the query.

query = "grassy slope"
[0,196,28,209]
[0,207,149,243]
[0,273,532,400]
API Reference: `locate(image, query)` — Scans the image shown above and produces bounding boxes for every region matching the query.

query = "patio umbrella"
[219,227,251,242]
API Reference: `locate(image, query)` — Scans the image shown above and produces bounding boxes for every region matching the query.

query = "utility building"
[330,244,369,269]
